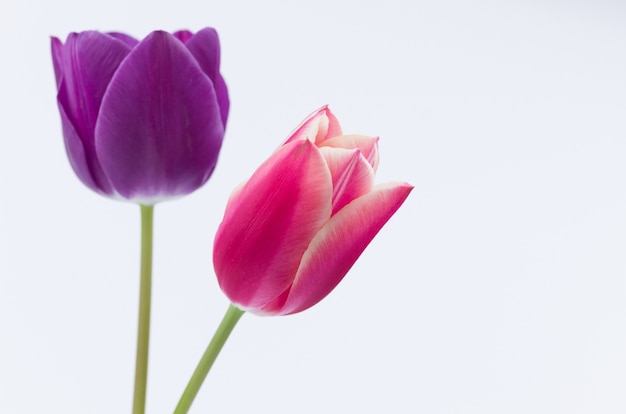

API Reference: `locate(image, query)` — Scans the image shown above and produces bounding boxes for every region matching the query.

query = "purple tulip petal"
[183,28,220,79]
[57,103,106,194]
[95,30,224,203]
[212,73,230,128]
[50,37,64,86]
[54,31,131,194]
[319,147,375,214]
[173,30,193,43]
[184,28,229,126]
[214,140,333,311]
[277,182,413,315]
[107,32,139,48]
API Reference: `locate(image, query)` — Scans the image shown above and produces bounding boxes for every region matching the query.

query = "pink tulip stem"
[133,205,154,414]
[174,304,245,413]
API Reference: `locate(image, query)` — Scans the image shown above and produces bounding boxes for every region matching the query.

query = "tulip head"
[213,107,412,316]
[51,28,229,204]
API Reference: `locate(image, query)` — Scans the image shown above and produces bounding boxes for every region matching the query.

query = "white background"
[1,0,626,413]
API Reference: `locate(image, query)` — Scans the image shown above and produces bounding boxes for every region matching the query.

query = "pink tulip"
[213,106,412,315]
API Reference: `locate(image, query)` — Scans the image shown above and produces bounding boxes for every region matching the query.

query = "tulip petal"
[107,32,139,48]
[57,103,106,194]
[173,30,193,43]
[284,106,343,145]
[316,108,342,144]
[214,140,333,311]
[184,28,229,126]
[277,182,413,315]
[95,31,224,203]
[54,32,131,195]
[50,37,64,86]
[319,147,375,215]
[319,134,379,171]
[55,32,131,144]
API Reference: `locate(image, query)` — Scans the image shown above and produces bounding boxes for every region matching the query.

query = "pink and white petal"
[283,106,341,145]
[319,147,374,215]
[214,140,333,311]
[319,134,379,171]
[95,31,224,203]
[323,108,342,142]
[283,106,327,145]
[277,182,413,315]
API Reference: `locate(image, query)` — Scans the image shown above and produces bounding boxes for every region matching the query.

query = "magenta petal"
[283,106,330,144]
[278,182,413,315]
[284,106,343,146]
[184,28,229,126]
[317,109,342,144]
[319,147,375,215]
[214,140,333,311]
[95,31,224,203]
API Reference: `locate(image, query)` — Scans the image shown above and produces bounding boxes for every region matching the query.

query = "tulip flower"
[51,28,229,204]
[174,107,412,413]
[52,28,229,414]
[213,106,413,316]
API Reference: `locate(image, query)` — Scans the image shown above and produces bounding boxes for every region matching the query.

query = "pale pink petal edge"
[277,182,413,315]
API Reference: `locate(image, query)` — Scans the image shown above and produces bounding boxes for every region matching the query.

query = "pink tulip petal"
[214,140,333,311]
[184,28,229,126]
[277,182,413,315]
[283,106,343,145]
[258,288,290,315]
[95,31,224,203]
[319,134,379,171]
[324,109,342,142]
[319,147,375,215]
[283,108,325,144]
[53,32,130,195]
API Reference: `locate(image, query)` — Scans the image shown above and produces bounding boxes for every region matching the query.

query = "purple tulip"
[213,106,413,316]
[51,28,229,203]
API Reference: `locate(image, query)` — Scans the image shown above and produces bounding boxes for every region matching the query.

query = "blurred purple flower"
[51,28,229,204]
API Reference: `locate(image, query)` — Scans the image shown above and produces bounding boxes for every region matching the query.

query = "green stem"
[133,204,154,414]
[174,304,245,414]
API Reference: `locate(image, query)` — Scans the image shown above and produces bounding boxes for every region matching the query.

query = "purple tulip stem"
[133,205,154,414]
[174,304,245,413]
